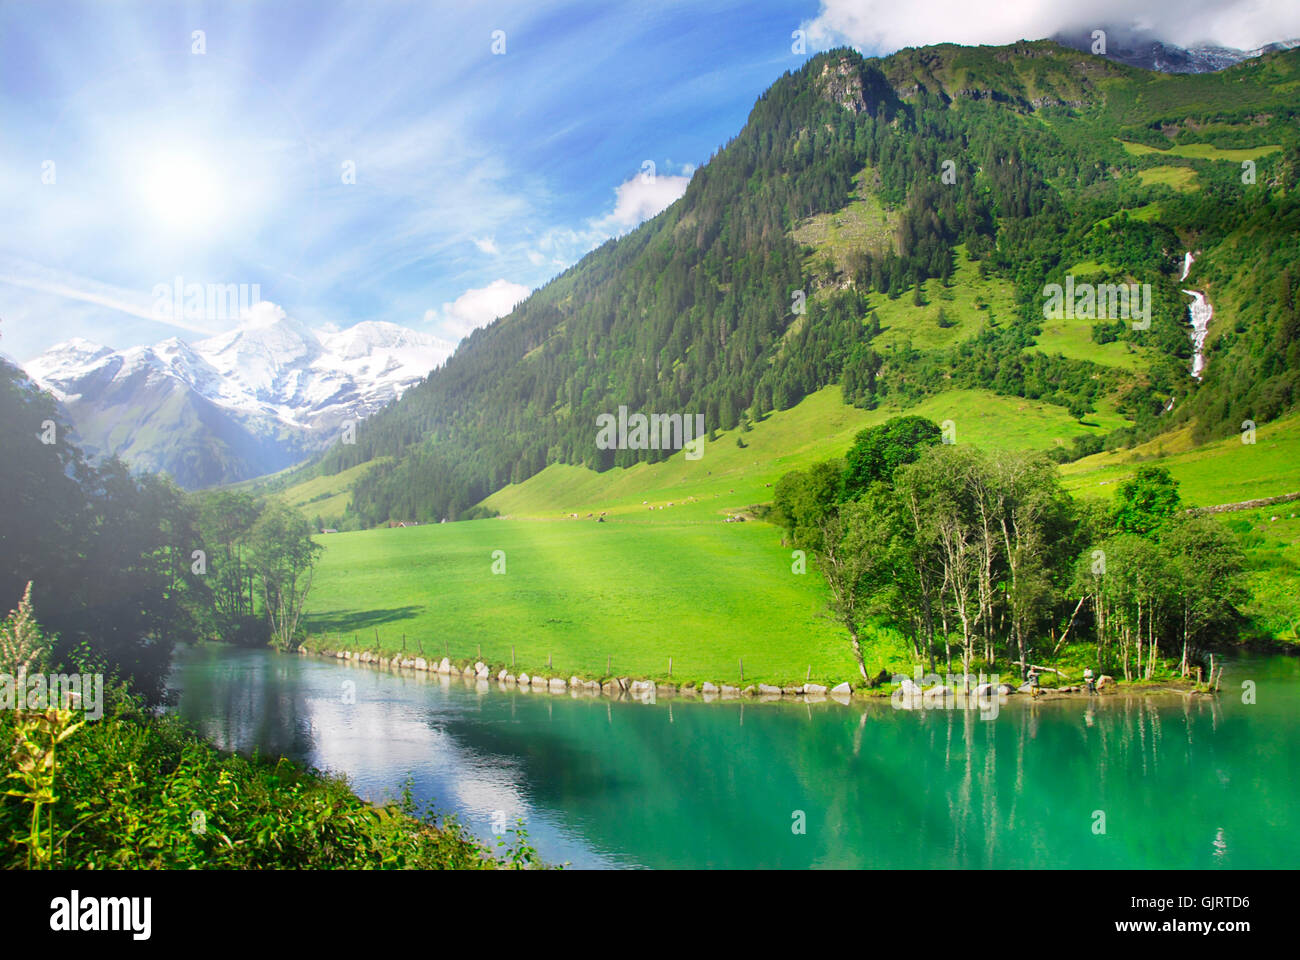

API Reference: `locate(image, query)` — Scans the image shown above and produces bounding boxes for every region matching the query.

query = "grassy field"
[1087,203,1164,231]
[1120,140,1283,162]
[1030,314,1155,372]
[276,458,383,521]
[302,381,1296,683]
[869,251,1020,352]
[1116,138,1287,196]
[1060,414,1300,506]
[301,363,1300,679]
[484,385,1125,521]
[1228,510,1300,644]
[304,515,891,687]
[1137,164,1200,192]
[303,385,1130,684]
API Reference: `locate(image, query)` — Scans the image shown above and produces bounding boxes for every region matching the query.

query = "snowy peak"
[1053,31,1300,74]
[20,311,452,487]
[199,309,321,368]
[322,320,448,360]
[196,313,325,405]
[25,337,113,379]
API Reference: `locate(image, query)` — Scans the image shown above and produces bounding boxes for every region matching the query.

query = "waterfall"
[1180,252,1211,380]
[1183,290,1212,380]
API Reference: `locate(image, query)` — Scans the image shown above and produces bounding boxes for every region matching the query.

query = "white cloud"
[433,279,532,339]
[473,236,499,256]
[803,0,1300,55]
[238,301,288,329]
[594,172,691,232]
[509,170,692,280]
[0,256,216,336]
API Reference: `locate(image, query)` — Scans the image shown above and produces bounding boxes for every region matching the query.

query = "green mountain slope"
[308,40,1300,527]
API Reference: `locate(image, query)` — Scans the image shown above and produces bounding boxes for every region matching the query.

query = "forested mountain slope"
[314,41,1300,526]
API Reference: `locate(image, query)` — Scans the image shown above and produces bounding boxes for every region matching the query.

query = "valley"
[5,21,1300,879]
[295,382,1300,689]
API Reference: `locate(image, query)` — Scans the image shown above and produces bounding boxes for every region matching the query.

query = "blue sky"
[3,0,1296,362]
[0,0,828,361]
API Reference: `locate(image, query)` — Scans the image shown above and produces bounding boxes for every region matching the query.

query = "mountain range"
[1052,28,1300,73]
[22,309,449,488]
[18,34,1300,504]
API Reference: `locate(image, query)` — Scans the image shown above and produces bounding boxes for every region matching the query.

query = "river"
[167,645,1300,869]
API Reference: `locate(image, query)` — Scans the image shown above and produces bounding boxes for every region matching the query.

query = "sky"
[3,0,1297,365]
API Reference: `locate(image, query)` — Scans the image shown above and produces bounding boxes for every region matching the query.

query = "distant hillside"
[313,40,1300,527]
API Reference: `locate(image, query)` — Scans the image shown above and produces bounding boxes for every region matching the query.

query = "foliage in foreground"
[2,363,329,701]
[0,702,543,870]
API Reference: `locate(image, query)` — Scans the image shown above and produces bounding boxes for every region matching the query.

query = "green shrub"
[0,708,548,870]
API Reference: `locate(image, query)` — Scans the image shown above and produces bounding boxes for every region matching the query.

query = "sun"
[136,151,227,233]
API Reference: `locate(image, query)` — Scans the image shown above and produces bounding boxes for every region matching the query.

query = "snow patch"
[21,309,452,434]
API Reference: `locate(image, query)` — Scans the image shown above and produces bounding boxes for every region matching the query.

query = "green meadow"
[867,250,1020,352]
[1059,415,1300,505]
[1137,164,1200,192]
[1119,139,1283,162]
[483,385,1125,521]
[1116,137,1285,196]
[278,458,386,521]
[1030,315,1155,372]
[303,385,1119,685]
[304,515,879,687]
[302,381,1300,684]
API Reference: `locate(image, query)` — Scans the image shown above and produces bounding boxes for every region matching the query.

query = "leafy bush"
[0,705,547,870]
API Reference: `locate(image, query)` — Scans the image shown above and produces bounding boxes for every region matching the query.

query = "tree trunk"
[1180,602,1190,678]
[849,631,868,680]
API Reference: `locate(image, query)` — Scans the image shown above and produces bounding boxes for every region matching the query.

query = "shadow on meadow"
[306,605,425,635]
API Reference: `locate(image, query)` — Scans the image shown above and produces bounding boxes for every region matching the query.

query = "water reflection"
[168,646,1300,869]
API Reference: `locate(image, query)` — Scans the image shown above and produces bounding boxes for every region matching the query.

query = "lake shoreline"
[295,643,1219,706]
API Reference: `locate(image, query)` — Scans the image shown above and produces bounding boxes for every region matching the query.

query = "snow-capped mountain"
[1053,30,1300,74]
[23,308,452,488]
